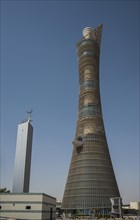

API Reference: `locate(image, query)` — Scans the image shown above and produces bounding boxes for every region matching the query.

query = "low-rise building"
[130,202,140,211]
[0,193,56,220]
[122,201,140,218]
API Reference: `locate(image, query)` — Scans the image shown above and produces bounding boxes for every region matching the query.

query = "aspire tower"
[62,25,120,214]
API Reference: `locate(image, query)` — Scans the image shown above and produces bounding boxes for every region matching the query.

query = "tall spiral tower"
[62,25,120,215]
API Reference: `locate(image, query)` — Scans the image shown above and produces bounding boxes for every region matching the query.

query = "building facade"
[129,202,140,211]
[0,193,56,220]
[62,25,120,215]
[12,119,33,193]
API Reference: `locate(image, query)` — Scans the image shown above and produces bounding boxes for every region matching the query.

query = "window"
[77,136,83,141]
[79,104,101,117]
[80,51,96,58]
[80,80,95,89]
[26,206,31,209]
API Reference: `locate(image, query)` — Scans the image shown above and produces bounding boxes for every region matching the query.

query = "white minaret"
[12,111,33,193]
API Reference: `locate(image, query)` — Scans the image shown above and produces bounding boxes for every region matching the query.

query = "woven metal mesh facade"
[62,25,120,213]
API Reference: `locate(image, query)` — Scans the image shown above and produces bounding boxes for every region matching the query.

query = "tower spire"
[27,110,33,123]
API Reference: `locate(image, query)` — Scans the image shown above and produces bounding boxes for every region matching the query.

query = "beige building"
[0,193,56,220]
[123,202,140,211]
[130,202,140,211]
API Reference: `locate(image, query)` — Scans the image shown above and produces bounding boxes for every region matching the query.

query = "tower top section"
[82,24,103,45]
[20,110,33,124]
[83,27,94,38]
[27,110,33,123]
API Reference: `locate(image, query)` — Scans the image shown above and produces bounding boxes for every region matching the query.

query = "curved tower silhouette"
[62,25,120,215]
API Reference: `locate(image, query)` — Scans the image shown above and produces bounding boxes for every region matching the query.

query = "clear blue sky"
[1,0,139,204]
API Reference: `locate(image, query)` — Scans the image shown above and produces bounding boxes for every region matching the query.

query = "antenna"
[27,110,33,122]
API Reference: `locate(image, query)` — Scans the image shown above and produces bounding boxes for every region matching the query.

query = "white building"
[0,193,56,220]
[12,119,33,193]
[123,202,140,211]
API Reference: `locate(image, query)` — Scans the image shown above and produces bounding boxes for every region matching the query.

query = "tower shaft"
[62,25,120,213]
[12,120,33,193]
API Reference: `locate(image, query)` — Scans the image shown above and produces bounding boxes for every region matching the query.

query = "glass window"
[80,80,96,89]
[80,51,96,58]
[26,206,31,209]
[79,104,101,117]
